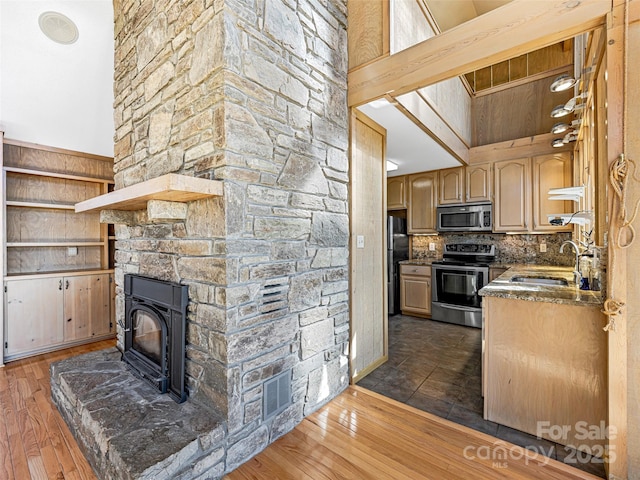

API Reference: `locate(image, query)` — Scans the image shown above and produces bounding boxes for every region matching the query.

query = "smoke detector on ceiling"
[38,11,79,45]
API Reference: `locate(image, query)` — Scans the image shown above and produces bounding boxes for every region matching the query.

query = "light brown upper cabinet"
[439,165,492,205]
[408,171,438,234]
[438,167,464,205]
[493,158,531,232]
[466,163,493,203]
[387,175,407,210]
[532,152,573,232]
[494,154,573,233]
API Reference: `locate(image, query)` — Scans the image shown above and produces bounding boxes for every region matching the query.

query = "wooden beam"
[468,132,572,164]
[348,0,611,107]
[605,1,629,477]
[347,0,389,70]
[74,173,223,213]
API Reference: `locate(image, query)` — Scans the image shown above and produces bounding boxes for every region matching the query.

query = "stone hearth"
[51,349,225,480]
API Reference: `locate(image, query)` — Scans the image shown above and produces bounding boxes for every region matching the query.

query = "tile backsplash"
[412,232,574,266]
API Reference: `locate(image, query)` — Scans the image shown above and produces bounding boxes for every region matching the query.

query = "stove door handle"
[437,303,480,313]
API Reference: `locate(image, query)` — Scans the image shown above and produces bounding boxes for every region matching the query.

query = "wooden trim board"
[74,173,224,213]
[5,269,114,281]
[3,166,113,184]
[2,137,113,163]
[469,132,573,164]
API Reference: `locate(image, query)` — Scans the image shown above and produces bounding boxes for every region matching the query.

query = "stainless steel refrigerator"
[387,216,409,315]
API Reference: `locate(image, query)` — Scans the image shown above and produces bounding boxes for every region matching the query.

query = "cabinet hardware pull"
[67,318,72,323]
[59,280,62,290]
[65,280,69,289]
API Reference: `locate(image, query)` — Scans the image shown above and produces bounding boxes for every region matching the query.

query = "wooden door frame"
[349,108,389,384]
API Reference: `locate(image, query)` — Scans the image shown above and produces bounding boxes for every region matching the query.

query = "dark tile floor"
[357,314,606,479]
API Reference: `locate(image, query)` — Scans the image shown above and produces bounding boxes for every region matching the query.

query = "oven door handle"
[436,303,481,313]
[432,265,488,273]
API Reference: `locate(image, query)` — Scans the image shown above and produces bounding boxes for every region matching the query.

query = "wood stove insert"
[123,274,188,403]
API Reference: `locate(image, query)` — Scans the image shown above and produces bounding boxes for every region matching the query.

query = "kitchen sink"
[510,276,569,286]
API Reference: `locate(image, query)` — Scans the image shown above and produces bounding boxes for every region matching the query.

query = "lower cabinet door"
[400,274,432,316]
[4,278,64,357]
[64,273,112,341]
[64,275,92,341]
[89,274,112,337]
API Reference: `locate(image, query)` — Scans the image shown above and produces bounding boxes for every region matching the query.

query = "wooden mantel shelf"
[75,173,223,213]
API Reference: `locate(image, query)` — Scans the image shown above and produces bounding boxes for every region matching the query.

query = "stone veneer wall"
[112,0,348,473]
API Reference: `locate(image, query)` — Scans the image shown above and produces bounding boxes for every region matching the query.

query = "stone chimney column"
[113,0,349,471]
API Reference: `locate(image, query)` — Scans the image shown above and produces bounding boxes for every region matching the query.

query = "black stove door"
[432,265,487,308]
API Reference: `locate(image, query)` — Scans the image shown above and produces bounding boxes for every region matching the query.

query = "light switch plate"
[67,246,78,256]
[429,243,436,251]
[540,243,547,253]
[356,235,365,248]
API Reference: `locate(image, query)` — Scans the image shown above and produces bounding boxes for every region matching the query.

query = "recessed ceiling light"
[39,11,79,45]
[368,98,390,109]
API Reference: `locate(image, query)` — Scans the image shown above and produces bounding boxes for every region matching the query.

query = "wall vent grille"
[263,369,292,420]
[259,278,288,316]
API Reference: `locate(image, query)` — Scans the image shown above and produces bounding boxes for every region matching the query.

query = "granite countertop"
[479,264,603,307]
[399,259,435,266]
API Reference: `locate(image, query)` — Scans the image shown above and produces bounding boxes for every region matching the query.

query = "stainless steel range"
[431,243,495,328]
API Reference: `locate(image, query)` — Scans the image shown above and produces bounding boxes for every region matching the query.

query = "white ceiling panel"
[358,99,461,177]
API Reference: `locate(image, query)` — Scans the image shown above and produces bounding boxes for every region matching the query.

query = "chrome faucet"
[560,240,581,285]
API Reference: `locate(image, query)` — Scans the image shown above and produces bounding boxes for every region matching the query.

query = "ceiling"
[426,0,514,32]
[358,97,462,176]
[0,0,539,172]
[0,1,115,157]
[358,0,515,177]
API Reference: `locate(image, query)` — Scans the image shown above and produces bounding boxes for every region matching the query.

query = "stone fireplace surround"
[51,0,350,478]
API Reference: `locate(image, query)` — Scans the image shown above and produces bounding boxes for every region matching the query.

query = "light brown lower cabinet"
[400,264,431,317]
[483,296,607,452]
[3,277,65,357]
[4,273,113,360]
[64,274,112,341]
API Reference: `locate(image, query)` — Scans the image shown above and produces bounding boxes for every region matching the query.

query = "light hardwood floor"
[0,341,112,480]
[1,343,603,480]
[227,387,604,480]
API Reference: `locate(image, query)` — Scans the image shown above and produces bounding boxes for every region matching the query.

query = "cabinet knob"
[67,318,72,323]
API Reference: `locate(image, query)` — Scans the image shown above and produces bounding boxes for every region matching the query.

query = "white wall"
[0,0,114,157]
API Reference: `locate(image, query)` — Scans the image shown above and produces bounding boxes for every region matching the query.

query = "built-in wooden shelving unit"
[1,134,116,364]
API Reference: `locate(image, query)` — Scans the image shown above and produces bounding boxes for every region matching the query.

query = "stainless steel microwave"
[436,203,492,232]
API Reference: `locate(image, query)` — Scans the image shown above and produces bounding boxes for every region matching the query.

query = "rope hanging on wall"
[609,154,640,249]
[602,0,638,332]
